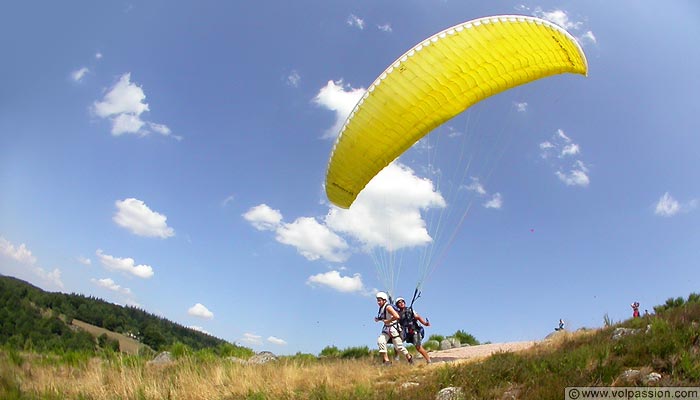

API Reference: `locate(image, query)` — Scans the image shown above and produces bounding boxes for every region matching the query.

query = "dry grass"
[5,302,697,399]
[1,352,420,400]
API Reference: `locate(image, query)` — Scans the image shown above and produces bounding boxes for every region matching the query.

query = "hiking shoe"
[407,355,414,365]
[383,361,392,366]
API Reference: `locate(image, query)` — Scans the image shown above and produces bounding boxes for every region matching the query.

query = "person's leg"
[414,334,431,363]
[377,332,390,362]
[389,326,412,363]
[416,345,431,363]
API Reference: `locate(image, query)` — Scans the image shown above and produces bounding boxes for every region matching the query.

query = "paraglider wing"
[325,15,588,208]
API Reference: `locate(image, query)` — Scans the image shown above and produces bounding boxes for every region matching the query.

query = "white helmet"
[395,297,405,304]
[376,291,388,301]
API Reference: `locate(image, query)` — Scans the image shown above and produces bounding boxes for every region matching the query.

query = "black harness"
[399,306,425,343]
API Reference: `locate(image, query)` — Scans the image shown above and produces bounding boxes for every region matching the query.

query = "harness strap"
[378,304,402,339]
[383,322,402,339]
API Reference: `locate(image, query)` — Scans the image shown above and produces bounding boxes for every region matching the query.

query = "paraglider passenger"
[395,297,432,363]
[375,292,413,365]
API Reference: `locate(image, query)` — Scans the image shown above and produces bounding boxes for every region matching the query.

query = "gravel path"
[427,341,538,364]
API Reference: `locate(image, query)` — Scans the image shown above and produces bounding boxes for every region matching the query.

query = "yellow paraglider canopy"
[325,15,588,208]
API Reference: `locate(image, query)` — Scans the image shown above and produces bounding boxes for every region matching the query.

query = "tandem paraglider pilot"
[395,296,432,363]
[375,292,413,365]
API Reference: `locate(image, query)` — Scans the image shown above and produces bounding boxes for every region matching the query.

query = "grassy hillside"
[70,319,147,355]
[0,275,245,354]
[1,293,698,399]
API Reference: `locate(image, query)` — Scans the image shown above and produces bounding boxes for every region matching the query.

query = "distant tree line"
[0,275,247,354]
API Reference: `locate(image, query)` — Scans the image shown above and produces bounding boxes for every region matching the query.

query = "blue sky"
[1,1,699,355]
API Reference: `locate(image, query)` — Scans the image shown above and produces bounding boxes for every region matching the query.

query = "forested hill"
[0,274,238,354]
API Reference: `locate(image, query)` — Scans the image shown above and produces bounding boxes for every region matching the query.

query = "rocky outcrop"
[436,386,464,400]
[611,327,640,340]
[616,368,663,385]
[148,351,174,366]
[439,337,463,350]
[248,351,278,364]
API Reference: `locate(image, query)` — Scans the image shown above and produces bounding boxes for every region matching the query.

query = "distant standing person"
[395,297,432,363]
[555,319,565,331]
[375,292,413,365]
[631,302,640,318]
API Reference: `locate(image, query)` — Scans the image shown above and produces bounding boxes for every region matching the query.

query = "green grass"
[365,294,700,400]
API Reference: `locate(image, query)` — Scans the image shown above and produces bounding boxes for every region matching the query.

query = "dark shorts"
[406,330,424,347]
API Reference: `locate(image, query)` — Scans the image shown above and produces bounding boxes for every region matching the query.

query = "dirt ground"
[427,341,538,364]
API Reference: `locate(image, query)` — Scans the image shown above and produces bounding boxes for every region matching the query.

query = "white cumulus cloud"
[347,14,365,30]
[93,73,174,138]
[241,333,263,346]
[286,70,301,87]
[188,303,214,320]
[243,204,283,231]
[77,256,92,266]
[96,249,154,278]
[655,192,680,217]
[484,193,503,209]
[580,31,597,45]
[313,80,365,139]
[306,270,365,293]
[653,192,697,217]
[377,23,392,32]
[515,102,528,112]
[276,217,349,262]
[534,8,582,30]
[464,177,487,195]
[37,269,64,289]
[0,237,64,289]
[91,278,132,295]
[71,67,89,82]
[556,161,590,187]
[540,130,590,187]
[113,198,175,238]
[561,143,580,157]
[530,7,597,46]
[325,162,445,252]
[267,336,287,346]
[244,205,349,263]
[0,237,37,264]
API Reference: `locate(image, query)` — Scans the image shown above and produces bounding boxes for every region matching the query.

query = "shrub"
[429,334,445,343]
[97,333,120,352]
[340,346,370,359]
[7,348,22,367]
[655,296,686,314]
[687,293,700,304]
[453,330,479,346]
[60,350,91,367]
[423,339,440,351]
[320,345,341,358]
[194,348,218,362]
[288,352,318,363]
[169,342,192,358]
[217,343,254,359]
